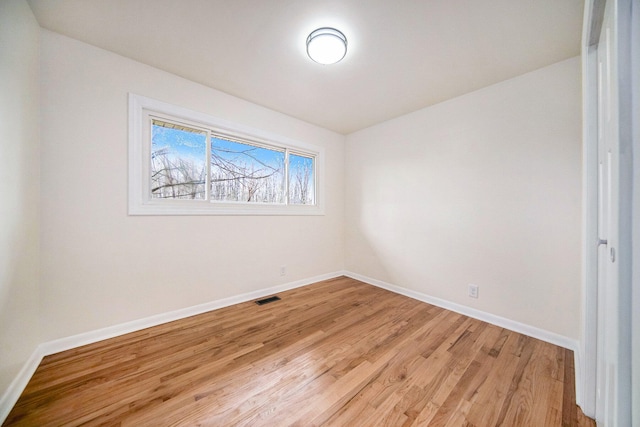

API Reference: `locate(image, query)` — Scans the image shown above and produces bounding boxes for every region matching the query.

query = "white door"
[596,0,621,424]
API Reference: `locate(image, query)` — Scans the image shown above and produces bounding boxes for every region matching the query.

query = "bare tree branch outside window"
[149,119,315,205]
[151,121,206,199]
[210,138,285,203]
[288,154,315,205]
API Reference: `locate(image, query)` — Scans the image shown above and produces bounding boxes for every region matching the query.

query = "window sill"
[128,199,325,216]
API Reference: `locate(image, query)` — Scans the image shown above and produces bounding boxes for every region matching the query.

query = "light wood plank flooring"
[4,277,594,426]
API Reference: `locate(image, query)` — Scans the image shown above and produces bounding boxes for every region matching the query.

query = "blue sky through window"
[152,123,206,166]
[150,121,207,199]
[211,137,284,169]
[150,119,315,204]
[210,136,285,203]
[288,153,314,204]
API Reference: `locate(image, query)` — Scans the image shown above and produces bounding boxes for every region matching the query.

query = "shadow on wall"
[0,223,40,395]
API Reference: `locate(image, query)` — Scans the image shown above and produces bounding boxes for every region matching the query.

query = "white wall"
[0,0,41,394]
[345,57,582,339]
[39,30,345,342]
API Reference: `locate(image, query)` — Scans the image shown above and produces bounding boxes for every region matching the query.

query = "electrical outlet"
[468,284,479,299]
[280,266,287,276]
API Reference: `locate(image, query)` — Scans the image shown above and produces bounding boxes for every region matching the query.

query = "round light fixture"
[306,27,347,65]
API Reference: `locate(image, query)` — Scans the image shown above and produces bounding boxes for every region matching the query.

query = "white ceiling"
[27,0,584,134]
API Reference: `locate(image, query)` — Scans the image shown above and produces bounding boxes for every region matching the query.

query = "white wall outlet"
[468,284,479,298]
[280,266,287,276]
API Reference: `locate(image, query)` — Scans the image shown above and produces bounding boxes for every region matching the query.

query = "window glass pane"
[151,120,207,199]
[210,137,285,203]
[288,153,315,205]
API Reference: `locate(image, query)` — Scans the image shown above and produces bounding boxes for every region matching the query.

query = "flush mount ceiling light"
[306,27,347,65]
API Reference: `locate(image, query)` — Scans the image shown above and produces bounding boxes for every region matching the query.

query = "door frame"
[631,0,639,423]
[581,0,637,423]
[579,0,604,418]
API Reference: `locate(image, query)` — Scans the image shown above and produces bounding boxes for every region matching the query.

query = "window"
[129,94,324,215]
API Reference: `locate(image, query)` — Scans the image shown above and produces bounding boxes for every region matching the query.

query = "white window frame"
[129,93,324,215]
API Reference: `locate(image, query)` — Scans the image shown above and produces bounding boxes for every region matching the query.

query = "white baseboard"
[0,271,345,422]
[39,271,346,357]
[0,348,43,422]
[343,271,582,402]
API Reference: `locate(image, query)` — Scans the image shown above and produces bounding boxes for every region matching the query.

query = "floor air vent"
[255,296,281,305]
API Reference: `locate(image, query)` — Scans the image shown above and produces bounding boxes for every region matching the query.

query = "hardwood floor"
[4,277,594,426]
